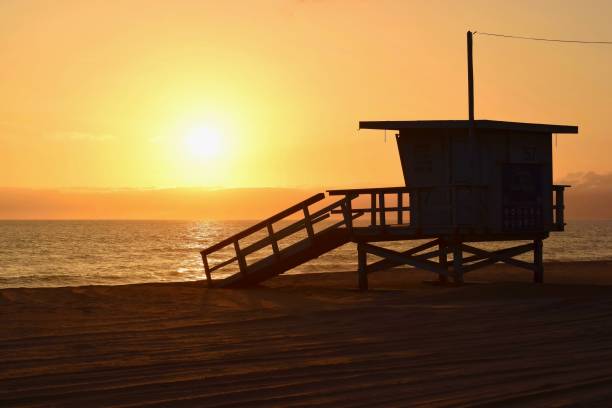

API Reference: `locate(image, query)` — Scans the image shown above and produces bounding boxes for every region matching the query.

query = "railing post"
[267,223,280,258]
[201,253,212,287]
[303,206,315,240]
[555,186,565,230]
[234,240,248,274]
[341,198,353,233]
[379,192,386,226]
[397,192,403,225]
[370,193,376,226]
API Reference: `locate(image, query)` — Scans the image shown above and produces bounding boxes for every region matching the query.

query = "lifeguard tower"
[200,32,577,289]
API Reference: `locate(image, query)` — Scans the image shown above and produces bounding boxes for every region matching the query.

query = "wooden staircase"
[200,193,362,288]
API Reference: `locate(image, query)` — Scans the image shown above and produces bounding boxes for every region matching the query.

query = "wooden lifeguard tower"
[200,32,578,289]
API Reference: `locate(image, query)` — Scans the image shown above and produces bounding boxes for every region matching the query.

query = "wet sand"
[3,261,612,407]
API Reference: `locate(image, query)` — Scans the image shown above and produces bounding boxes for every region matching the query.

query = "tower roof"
[359,119,578,134]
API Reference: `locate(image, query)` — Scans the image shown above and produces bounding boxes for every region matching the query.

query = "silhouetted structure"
[200,119,577,288]
[200,31,578,288]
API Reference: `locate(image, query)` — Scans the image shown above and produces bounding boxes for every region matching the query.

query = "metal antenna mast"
[467,30,475,122]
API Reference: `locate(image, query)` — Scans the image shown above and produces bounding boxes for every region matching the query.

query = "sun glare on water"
[183,125,224,160]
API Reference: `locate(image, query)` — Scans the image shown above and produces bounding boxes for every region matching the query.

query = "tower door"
[502,163,544,231]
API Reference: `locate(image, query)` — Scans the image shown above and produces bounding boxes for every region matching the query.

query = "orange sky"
[1,0,611,192]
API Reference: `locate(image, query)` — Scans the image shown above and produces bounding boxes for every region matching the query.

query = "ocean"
[1,219,611,288]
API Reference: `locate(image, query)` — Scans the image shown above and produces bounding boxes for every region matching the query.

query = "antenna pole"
[467,30,474,122]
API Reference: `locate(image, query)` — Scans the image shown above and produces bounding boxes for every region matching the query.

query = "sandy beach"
[3,261,612,407]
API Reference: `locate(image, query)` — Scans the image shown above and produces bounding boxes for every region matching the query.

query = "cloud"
[0,121,114,142]
[556,172,612,219]
[1,173,611,220]
[0,187,322,220]
[47,131,114,142]
[559,172,612,190]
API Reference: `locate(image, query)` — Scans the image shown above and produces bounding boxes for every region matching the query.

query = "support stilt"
[358,243,368,291]
[453,244,464,284]
[534,238,543,283]
[438,240,449,284]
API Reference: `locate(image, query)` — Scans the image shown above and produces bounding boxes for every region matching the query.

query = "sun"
[183,125,224,159]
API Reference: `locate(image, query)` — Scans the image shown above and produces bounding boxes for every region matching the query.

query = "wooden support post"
[414,190,421,230]
[234,240,248,274]
[303,207,315,240]
[370,193,376,226]
[201,253,212,287]
[358,243,368,291]
[534,238,543,283]
[438,240,449,284]
[453,244,464,284]
[397,192,403,225]
[379,193,386,226]
[267,223,280,259]
[451,186,457,229]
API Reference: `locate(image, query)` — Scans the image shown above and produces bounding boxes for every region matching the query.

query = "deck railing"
[328,187,414,227]
[328,185,488,229]
[200,193,359,287]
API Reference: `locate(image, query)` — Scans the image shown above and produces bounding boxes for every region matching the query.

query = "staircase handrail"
[201,193,325,256]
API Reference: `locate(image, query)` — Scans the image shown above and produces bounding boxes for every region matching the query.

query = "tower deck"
[200,186,567,288]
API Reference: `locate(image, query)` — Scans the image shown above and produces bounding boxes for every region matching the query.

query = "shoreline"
[2,259,612,291]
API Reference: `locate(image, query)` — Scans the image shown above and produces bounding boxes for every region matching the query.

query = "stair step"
[213,228,350,288]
